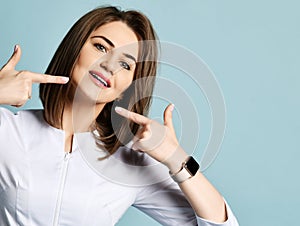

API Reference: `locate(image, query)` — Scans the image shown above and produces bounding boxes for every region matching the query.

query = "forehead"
[91,21,139,57]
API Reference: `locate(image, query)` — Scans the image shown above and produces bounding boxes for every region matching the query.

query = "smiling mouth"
[89,70,111,88]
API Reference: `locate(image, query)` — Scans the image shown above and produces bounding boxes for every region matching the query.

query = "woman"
[0,6,238,226]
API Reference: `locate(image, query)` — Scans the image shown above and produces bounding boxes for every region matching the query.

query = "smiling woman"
[0,5,239,226]
[40,7,158,155]
[72,22,138,102]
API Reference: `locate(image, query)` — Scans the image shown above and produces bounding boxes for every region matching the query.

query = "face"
[71,21,139,104]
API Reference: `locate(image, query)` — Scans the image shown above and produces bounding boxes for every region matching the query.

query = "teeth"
[91,73,108,87]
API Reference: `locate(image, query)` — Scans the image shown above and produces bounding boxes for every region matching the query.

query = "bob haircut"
[40,6,158,155]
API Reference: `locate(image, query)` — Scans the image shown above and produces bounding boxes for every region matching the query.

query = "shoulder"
[114,143,157,166]
[0,107,43,122]
[0,107,18,122]
[18,108,45,126]
[108,145,172,186]
[0,108,45,153]
[0,107,46,132]
[0,107,43,118]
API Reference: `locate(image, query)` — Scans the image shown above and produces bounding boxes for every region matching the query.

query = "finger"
[135,122,167,152]
[131,135,141,151]
[26,71,69,84]
[27,81,32,99]
[2,45,22,70]
[115,106,150,125]
[133,126,143,140]
[12,104,23,108]
[130,127,143,151]
[163,104,175,131]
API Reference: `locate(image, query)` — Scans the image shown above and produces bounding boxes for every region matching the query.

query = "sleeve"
[133,176,239,226]
[196,199,239,226]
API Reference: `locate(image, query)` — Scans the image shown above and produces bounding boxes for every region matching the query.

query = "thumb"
[163,104,175,130]
[2,45,22,71]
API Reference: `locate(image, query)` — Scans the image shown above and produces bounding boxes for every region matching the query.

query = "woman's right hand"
[0,45,69,107]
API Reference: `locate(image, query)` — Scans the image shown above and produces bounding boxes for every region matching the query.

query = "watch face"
[185,157,199,175]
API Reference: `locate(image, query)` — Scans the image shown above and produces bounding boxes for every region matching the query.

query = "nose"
[100,60,114,75]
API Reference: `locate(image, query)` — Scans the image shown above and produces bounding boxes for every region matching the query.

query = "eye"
[94,43,107,53]
[119,61,131,70]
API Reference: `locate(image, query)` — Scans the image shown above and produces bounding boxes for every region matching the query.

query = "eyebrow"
[91,35,115,47]
[123,53,137,63]
[91,35,137,63]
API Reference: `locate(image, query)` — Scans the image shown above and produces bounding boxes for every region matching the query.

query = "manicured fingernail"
[61,77,69,83]
[115,106,123,113]
[170,104,175,112]
[14,45,18,53]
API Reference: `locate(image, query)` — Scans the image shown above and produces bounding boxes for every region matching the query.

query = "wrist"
[162,146,189,174]
[170,156,200,183]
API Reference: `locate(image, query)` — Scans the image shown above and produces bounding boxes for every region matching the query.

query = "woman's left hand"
[116,105,229,223]
[115,104,188,172]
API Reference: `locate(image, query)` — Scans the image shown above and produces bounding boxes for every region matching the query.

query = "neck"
[62,96,105,135]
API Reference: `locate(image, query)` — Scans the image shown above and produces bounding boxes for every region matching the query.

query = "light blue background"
[1,1,299,225]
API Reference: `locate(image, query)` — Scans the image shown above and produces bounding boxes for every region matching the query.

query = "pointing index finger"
[115,106,150,125]
[28,71,69,84]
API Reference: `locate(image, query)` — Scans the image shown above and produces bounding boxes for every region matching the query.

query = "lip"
[88,70,111,88]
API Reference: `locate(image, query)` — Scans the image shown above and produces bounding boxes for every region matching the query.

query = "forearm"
[179,171,227,223]
[164,147,227,223]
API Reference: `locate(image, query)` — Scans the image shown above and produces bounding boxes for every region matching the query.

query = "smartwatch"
[170,156,199,183]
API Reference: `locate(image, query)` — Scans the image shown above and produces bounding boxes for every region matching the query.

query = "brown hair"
[40,6,158,155]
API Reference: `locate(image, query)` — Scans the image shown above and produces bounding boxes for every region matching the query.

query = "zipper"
[53,152,71,226]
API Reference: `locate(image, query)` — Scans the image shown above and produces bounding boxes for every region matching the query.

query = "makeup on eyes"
[91,36,137,63]
[119,60,131,70]
[94,43,108,53]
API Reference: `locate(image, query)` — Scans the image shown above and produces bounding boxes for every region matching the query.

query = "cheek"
[115,73,134,93]
[71,55,91,82]
[71,66,84,86]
